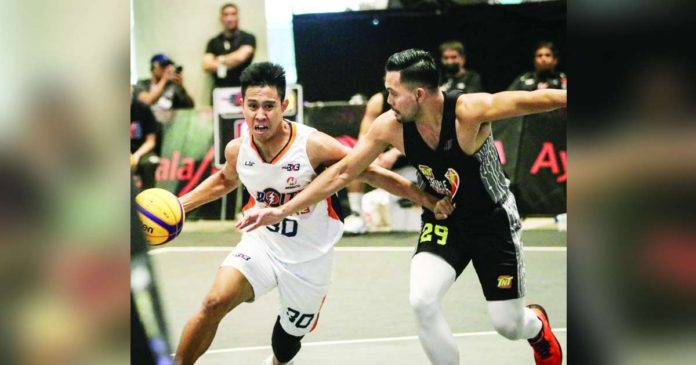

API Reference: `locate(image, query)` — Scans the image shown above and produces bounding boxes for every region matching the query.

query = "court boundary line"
[150,246,566,255]
[199,328,567,355]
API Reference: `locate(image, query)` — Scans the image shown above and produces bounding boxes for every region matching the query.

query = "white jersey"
[236,121,344,263]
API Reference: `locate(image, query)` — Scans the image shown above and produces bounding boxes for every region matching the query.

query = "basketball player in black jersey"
[237,49,566,365]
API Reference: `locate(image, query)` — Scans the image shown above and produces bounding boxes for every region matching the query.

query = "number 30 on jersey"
[419,223,449,245]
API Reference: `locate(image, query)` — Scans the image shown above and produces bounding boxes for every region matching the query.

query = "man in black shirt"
[202,3,256,90]
[509,41,567,91]
[439,40,482,93]
[237,49,566,365]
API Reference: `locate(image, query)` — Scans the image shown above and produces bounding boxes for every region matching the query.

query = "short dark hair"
[240,62,287,101]
[535,41,558,59]
[220,3,238,14]
[439,40,465,57]
[385,49,439,91]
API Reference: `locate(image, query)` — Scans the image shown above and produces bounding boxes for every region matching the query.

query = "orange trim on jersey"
[310,296,327,332]
[248,121,296,164]
[242,196,256,212]
[270,122,296,164]
[326,197,340,221]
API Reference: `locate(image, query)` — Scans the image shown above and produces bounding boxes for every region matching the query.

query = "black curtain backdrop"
[293,1,566,101]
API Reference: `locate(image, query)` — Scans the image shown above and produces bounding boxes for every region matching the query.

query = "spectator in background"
[439,40,482,93]
[134,53,195,124]
[131,90,158,190]
[337,91,388,234]
[202,3,256,92]
[338,91,412,234]
[509,41,567,91]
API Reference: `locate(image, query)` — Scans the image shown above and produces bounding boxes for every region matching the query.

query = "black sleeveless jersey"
[403,91,511,219]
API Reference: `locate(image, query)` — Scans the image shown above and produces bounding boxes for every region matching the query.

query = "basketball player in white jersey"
[173,62,452,365]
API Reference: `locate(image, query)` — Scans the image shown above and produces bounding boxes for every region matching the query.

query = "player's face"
[385,71,419,123]
[220,6,239,31]
[242,86,289,142]
[534,47,558,72]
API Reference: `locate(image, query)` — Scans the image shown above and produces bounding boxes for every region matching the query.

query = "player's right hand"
[235,207,286,232]
[433,196,455,220]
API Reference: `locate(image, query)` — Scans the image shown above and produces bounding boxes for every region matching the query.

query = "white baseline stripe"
[201,328,567,355]
[149,246,566,255]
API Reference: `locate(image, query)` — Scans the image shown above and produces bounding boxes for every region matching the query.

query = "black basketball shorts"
[414,195,526,301]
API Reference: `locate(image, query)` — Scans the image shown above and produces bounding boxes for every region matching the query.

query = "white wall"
[133,0,268,107]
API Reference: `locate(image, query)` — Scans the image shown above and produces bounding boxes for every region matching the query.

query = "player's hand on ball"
[434,196,455,220]
[235,207,286,232]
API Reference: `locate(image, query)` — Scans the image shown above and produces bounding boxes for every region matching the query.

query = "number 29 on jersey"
[419,223,449,245]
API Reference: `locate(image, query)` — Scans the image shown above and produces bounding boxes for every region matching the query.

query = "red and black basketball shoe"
[527,304,563,365]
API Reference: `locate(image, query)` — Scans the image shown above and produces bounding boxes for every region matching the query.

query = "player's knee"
[200,294,234,319]
[409,290,438,319]
[491,313,525,340]
[271,317,303,363]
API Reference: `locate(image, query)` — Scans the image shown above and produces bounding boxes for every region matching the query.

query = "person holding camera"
[134,53,195,123]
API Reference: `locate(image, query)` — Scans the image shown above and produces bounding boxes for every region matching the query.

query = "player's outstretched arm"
[359,163,443,215]
[179,139,241,213]
[364,165,455,219]
[460,89,566,123]
[310,130,449,217]
[236,123,391,232]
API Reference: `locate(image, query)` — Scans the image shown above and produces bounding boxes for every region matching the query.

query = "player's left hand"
[433,196,455,220]
[235,208,286,232]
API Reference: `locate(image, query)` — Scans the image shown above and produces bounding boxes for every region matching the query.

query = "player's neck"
[414,92,444,127]
[253,120,291,162]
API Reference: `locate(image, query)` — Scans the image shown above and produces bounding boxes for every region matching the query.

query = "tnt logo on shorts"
[233,253,251,261]
[497,275,514,289]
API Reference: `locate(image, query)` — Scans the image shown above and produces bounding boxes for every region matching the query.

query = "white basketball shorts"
[221,235,334,336]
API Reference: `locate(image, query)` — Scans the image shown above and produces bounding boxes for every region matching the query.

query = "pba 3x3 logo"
[281,163,300,171]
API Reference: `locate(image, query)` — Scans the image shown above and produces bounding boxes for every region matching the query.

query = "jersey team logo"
[497,275,514,289]
[418,165,461,198]
[418,165,434,179]
[256,188,309,214]
[262,189,281,206]
[445,168,460,198]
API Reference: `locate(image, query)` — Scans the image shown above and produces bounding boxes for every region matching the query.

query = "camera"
[175,65,183,74]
